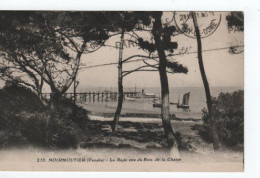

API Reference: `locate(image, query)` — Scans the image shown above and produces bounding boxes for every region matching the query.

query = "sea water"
[78,86,243,119]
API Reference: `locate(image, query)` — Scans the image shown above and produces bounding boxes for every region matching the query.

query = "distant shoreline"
[75,86,244,90]
[88,112,201,122]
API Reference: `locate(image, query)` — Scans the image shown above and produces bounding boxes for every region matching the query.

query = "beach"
[0,114,244,172]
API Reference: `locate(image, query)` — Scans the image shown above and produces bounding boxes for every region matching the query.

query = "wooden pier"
[42,91,141,102]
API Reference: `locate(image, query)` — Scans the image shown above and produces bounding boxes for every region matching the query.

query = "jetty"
[42,91,143,102]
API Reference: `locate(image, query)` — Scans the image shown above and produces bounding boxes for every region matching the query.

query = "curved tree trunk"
[152,12,179,157]
[61,41,87,95]
[111,29,125,132]
[191,11,220,150]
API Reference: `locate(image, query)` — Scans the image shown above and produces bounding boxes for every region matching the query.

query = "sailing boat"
[177,92,190,109]
[152,94,161,107]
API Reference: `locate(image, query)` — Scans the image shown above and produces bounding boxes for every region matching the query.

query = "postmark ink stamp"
[174,11,222,39]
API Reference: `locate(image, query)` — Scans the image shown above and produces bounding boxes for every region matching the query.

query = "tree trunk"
[191,11,220,150]
[50,90,62,112]
[73,79,79,104]
[46,90,62,145]
[111,29,125,132]
[152,12,179,157]
[37,77,48,106]
[36,88,48,106]
[61,41,87,95]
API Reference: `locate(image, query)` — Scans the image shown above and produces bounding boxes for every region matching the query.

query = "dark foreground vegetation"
[0,83,89,149]
[193,90,244,149]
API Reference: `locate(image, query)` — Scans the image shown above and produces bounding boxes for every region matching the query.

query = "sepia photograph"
[0,10,244,172]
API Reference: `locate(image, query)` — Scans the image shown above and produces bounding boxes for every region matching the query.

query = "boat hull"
[170,102,178,105]
[153,103,161,107]
[177,104,189,109]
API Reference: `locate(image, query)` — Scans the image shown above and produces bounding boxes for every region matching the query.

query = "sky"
[75,11,244,90]
[0,11,244,91]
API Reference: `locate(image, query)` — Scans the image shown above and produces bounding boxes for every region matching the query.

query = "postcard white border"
[0,0,260,177]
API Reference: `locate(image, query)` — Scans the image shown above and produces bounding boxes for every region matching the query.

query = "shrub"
[175,131,196,151]
[197,90,244,147]
[46,102,89,149]
[0,83,89,149]
[0,83,44,113]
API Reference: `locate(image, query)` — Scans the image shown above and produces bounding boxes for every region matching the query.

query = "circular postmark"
[174,11,222,39]
[86,41,103,52]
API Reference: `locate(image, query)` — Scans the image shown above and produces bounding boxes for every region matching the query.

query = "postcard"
[0,11,244,172]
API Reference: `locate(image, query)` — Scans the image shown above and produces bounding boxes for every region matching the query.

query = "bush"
[0,83,44,114]
[175,131,196,151]
[46,101,89,149]
[0,83,89,149]
[197,90,244,147]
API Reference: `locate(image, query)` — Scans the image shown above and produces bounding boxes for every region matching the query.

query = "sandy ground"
[78,102,203,120]
[0,115,243,172]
